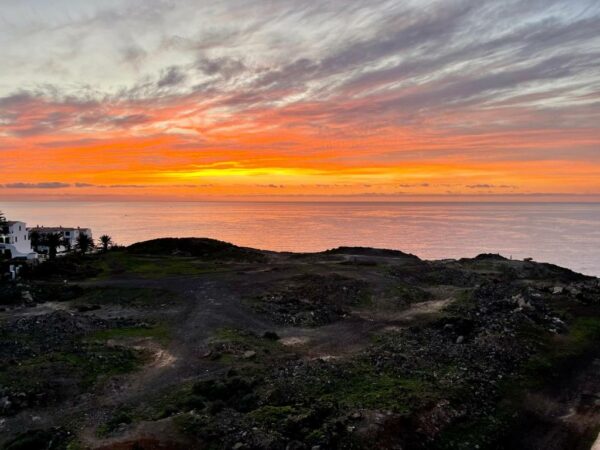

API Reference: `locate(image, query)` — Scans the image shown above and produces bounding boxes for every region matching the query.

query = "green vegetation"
[97,409,134,437]
[43,233,63,260]
[248,405,301,426]
[208,327,289,365]
[99,234,113,252]
[389,283,432,303]
[75,233,94,255]
[523,315,600,386]
[90,252,227,278]
[435,310,600,448]
[0,342,146,392]
[2,428,72,450]
[173,412,221,443]
[442,288,475,314]
[26,254,101,280]
[72,286,178,308]
[279,356,439,414]
[212,327,286,352]
[434,410,514,450]
[335,372,434,411]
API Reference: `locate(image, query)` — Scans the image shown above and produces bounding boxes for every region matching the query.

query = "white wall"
[0,221,35,258]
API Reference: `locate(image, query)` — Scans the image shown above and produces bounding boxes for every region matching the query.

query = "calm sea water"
[1,201,599,276]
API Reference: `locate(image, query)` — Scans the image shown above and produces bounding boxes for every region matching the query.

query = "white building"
[0,221,38,260]
[29,226,93,254]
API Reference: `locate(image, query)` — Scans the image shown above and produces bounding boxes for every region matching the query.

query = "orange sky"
[1,1,599,201]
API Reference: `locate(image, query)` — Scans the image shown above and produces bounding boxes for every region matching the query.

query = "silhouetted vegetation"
[61,237,72,253]
[25,254,101,280]
[76,233,93,255]
[29,230,41,252]
[42,233,63,260]
[99,235,113,252]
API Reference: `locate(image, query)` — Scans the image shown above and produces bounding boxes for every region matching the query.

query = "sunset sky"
[1,0,599,201]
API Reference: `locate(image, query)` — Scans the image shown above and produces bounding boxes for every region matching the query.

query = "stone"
[243,350,257,359]
[21,291,34,303]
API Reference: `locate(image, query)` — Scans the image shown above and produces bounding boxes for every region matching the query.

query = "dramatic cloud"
[157,66,187,88]
[0,0,598,199]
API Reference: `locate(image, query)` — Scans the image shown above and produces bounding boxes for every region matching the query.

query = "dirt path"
[5,266,459,447]
[0,301,71,317]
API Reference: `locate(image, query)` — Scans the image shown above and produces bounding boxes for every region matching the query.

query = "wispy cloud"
[2,182,71,189]
[0,0,598,198]
[466,184,517,189]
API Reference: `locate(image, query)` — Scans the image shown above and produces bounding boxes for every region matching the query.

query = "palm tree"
[99,235,113,252]
[0,210,5,222]
[61,237,72,253]
[43,233,63,260]
[29,230,41,252]
[76,233,93,255]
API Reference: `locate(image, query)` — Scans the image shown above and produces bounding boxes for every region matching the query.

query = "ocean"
[2,201,599,277]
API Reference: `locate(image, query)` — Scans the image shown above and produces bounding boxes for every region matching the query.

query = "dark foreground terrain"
[1,238,600,450]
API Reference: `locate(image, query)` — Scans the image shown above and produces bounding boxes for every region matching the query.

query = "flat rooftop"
[29,226,90,232]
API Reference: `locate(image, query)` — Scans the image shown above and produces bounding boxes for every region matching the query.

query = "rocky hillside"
[1,239,599,449]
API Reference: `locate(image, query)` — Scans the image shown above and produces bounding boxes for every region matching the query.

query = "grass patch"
[522,316,600,387]
[350,289,374,309]
[324,361,437,412]
[248,405,299,426]
[0,343,146,392]
[434,407,514,450]
[442,289,475,314]
[209,327,285,361]
[72,287,178,308]
[2,429,73,450]
[389,284,432,304]
[97,408,134,437]
[90,252,227,279]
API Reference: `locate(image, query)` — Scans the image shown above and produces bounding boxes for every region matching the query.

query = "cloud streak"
[0,0,599,198]
[2,182,71,189]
